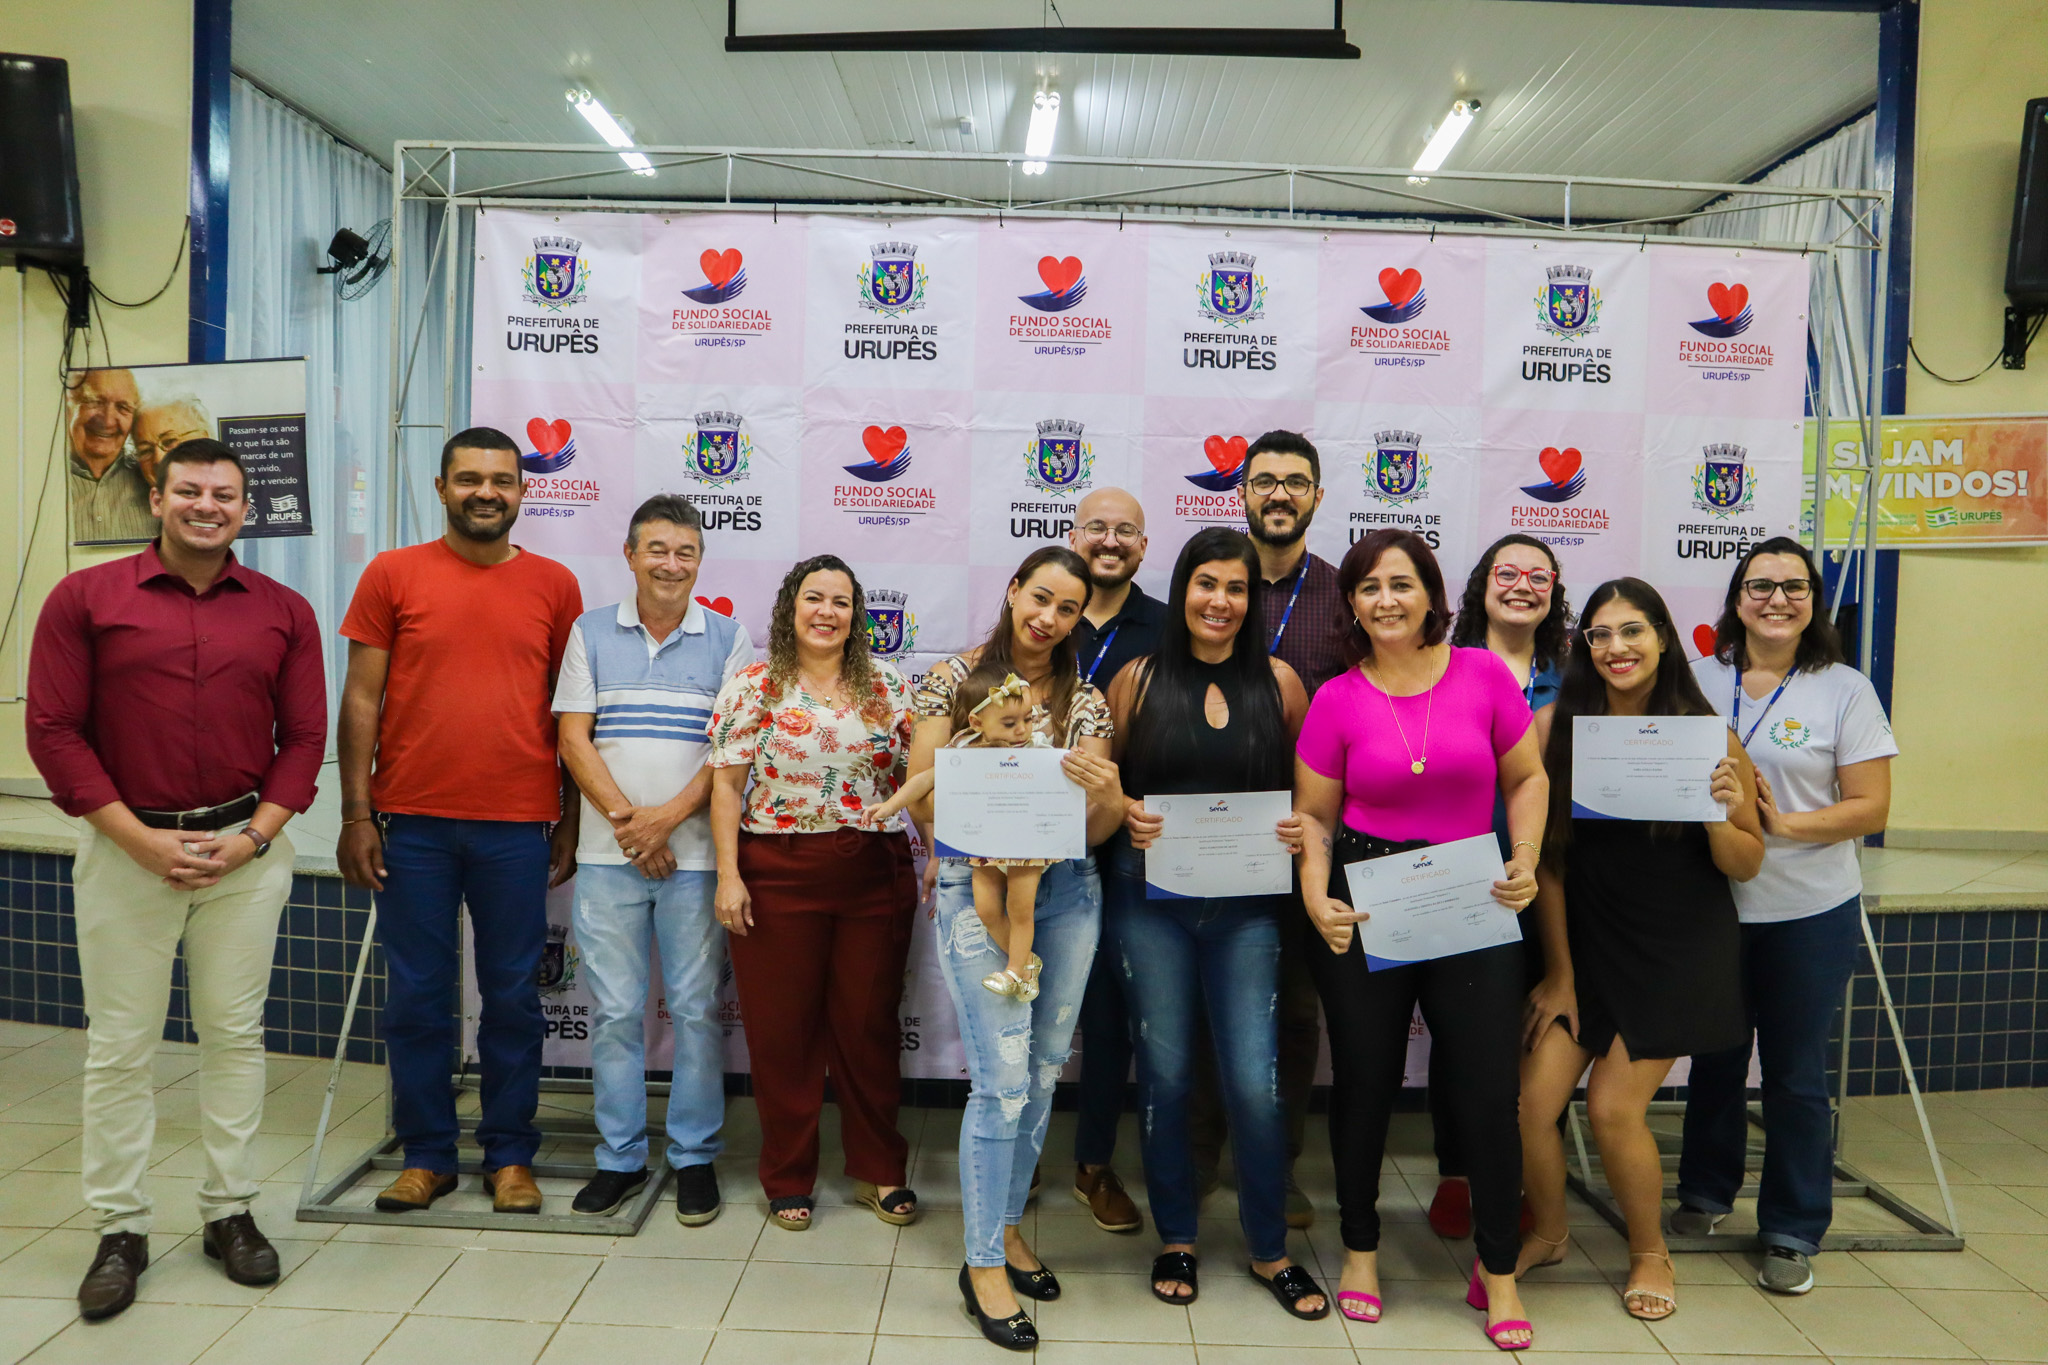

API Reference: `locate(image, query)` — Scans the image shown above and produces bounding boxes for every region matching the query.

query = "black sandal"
[1151,1250,1199,1304]
[1006,1261,1061,1300]
[768,1195,813,1232]
[854,1181,918,1226]
[1250,1263,1331,1320]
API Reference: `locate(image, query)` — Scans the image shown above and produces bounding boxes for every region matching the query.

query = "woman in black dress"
[1515,578,1764,1322]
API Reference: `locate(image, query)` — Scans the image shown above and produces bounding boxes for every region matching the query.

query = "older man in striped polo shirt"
[553,495,753,1224]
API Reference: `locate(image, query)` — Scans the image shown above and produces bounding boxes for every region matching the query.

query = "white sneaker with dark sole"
[1758,1246,1815,1294]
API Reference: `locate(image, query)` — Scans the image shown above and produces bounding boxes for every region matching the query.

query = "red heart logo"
[861,425,908,464]
[695,595,735,617]
[1037,255,1083,293]
[1378,266,1422,307]
[525,417,570,456]
[1691,624,1718,658]
[1706,282,1748,323]
[1538,446,1582,485]
[700,248,743,287]
[1202,434,1249,474]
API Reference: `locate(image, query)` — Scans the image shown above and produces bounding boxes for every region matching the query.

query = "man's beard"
[449,499,517,542]
[1089,551,1141,590]
[1246,503,1311,549]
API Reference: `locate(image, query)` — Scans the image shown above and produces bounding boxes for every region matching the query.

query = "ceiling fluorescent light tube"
[1413,98,1477,174]
[1022,90,1058,174]
[569,89,656,176]
[569,89,635,148]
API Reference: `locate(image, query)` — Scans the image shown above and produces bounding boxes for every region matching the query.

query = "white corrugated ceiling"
[233,0,1878,222]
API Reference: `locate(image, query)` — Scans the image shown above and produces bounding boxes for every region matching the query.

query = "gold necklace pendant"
[1411,759,1425,775]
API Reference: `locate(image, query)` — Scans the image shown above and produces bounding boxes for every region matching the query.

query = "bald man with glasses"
[1058,487,1165,1234]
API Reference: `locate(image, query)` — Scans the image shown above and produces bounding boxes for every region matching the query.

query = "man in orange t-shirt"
[337,428,583,1215]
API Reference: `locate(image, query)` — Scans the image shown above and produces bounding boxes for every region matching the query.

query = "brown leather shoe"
[482,1164,543,1214]
[1073,1163,1143,1233]
[203,1212,280,1286]
[77,1232,148,1321]
[375,1168,459,1212]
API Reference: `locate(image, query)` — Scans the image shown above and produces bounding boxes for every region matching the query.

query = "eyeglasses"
[1742,577,1813,602]
[1079,521,1143,544]
[1582,623,1656,650]
[1492,565,1555,592]
[1246,473,1317,497]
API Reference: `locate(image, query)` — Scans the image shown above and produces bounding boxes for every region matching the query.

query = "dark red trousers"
[729,827,916,1199]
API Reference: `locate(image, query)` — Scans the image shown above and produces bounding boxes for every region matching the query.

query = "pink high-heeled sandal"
[1466,1259,1534,1351]
[1336,1289,1382,1322]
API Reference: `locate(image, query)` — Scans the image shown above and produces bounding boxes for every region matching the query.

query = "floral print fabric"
[911,654,1114,747]
[707,661,915,833]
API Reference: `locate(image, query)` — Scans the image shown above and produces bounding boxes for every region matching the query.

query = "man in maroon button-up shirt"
[26,438,325,1321]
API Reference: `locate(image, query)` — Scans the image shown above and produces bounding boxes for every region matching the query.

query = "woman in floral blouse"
[708,554,921,1233]
[906,545,1129,1351]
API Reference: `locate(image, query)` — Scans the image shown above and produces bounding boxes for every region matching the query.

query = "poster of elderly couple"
[468,206,1809,1079]
[66,357,310,546]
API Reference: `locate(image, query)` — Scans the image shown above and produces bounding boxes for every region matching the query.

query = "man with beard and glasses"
[1059,486,1163,1234]
[1183,428,1345,1229]
[552,496,752,1225]
[337,427,583,1215]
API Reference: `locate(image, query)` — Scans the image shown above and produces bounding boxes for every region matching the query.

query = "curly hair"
[764,554,888,724]
[1450,533,1572,670]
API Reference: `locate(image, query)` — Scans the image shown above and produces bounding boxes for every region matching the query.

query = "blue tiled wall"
[4,850,2043,1094]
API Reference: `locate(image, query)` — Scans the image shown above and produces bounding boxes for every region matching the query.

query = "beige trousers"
[72,824,295,1235]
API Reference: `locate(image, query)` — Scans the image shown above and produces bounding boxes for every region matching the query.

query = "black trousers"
[1308,831,1525,1275]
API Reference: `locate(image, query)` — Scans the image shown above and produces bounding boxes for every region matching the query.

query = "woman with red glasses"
[1426,535,1572,1238]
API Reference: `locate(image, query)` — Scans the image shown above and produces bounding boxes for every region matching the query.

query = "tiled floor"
[2,1019,2046,1363]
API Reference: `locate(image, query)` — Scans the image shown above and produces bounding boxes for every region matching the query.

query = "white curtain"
[224,77,457,728]
[1678,112,1882,418]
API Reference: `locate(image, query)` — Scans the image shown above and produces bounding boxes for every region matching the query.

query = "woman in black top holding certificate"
[1103,527,1326,1321]
[1516,577,1764,1323]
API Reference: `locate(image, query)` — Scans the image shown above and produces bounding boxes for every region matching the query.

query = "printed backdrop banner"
[467,210,1810,1080]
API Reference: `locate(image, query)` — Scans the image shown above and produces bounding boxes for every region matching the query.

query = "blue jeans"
[1103,848,1289,1261]
[376,815,549,1173]
[1073,933,1133,1168]
[1678,894,1862,1256]
[936,856,1100,1268]
[573,863,725,1173]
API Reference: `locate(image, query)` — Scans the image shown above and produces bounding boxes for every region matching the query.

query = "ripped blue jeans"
[935,855,1100,1267]
[1102,845,1289,1260]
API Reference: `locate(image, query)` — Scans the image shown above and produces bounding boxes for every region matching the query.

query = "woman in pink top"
[1293,529,1548,1352]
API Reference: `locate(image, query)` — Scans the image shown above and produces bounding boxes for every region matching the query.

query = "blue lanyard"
[1267,565,1307,654]
[1084,622,1121,686]
[1732,673,1793,748]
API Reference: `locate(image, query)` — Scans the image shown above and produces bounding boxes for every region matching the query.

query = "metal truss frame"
[294,901,679,1235]
[382,140,1892,576]
[302,140,1915,1237]
[1562,906,1963,1254]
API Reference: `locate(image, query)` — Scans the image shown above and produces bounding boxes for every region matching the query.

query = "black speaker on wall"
[2008,97,2048,309]
[0,52,84,268]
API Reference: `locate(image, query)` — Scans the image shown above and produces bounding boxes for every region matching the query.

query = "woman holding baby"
[906,545,1128,1352]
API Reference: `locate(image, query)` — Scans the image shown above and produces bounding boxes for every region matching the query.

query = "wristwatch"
[238,825,274,859]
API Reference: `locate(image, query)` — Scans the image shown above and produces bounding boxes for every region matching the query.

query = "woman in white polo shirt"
[1676,537,1896,1297]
